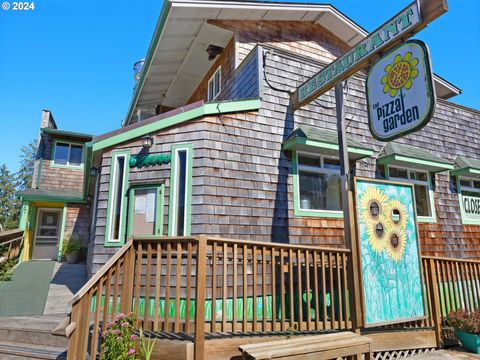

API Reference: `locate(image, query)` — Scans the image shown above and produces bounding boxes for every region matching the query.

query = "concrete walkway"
[410,348,480,360]
[44,262,87,315]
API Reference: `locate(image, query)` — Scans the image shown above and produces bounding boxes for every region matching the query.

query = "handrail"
[69,240,133,306]
[0,229,24,264]
[0,229,24,244]
[422,255,480,264]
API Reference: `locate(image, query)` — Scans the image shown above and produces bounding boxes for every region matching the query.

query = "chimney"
[40,109,57,129]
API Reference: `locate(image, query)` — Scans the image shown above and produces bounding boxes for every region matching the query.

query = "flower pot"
[456,330,480,354]
[66,251,80,264]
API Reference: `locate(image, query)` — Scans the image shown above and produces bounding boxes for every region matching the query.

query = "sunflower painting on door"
[355,178,425,326]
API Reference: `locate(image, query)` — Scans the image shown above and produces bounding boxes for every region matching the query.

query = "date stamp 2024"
[2,2,35,11]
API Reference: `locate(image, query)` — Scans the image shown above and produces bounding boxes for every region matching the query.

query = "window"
[105,151,129,245]
[294,152,342,217]
[53,141,84,167]
[207,67,221,101]
[388,166,435,220]
[169,144,193,236]
[458,177,480,224]
[128,185,164,237]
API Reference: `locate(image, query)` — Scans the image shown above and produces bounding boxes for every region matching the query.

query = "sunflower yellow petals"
[385,64,392,73]
[404,80,413,90]
[381,76,388,84]
[410,58,419,67]
[410,69,419,78]
[394,54,401,64]
[403,52,412,62]
[390,89,397,97]
[383,85,391,94]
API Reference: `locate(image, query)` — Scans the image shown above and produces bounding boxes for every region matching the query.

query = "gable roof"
[125,0,461,126]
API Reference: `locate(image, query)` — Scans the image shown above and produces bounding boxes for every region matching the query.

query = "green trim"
[291,151,344,219]
[41,128,93,139]
[451,167,480,178]
[104,150,131,247]
[57,203,68,261]
[96,99,261,152]
[127,184,165,237]
[385,165,437,223]
[456,176,480,226]
[282,137,373,158]
[19,201,30,230]
[36,158,43,188]
[82,142,93,201]
[123,0,172,126]
[19,194,84,202]
[378,154,454,172]
[50,139,86,170]
[168,144,193,236]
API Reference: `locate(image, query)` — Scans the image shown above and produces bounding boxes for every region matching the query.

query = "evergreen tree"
[17,139,37,190]
[0,165,20,230]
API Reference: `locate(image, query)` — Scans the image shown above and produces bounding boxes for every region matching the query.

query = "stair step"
[0,315,69,347]
[0,340,67,360]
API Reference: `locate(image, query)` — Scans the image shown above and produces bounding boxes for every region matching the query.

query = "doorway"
[128,185,164,237]
[32,208,62,260]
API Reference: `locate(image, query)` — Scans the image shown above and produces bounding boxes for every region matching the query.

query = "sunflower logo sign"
[366,40,435,141]
[355,179,425,326]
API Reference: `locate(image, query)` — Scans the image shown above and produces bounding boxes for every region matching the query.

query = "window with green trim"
[128,185,164,237]
[387,165,435,220]
[53,141,83,167]
[169,145,192,236]
[458,177,480,224]
[105,152,129,245]
[294,152,342,216]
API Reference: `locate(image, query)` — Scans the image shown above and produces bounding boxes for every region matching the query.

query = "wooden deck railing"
[0,229,24,265]
[66,236,480,360]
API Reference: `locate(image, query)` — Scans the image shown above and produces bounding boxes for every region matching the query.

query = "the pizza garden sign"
[366,40,435,141]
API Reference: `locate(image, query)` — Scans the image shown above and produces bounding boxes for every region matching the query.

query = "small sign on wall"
[366,40,435,141]
[460,194,480,224]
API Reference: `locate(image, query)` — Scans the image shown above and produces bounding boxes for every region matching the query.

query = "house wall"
[35,135,86,193]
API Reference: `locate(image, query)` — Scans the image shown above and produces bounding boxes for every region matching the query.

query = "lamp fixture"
[89,167,98,177]
[142,135,154,149]
[206,44,224,61]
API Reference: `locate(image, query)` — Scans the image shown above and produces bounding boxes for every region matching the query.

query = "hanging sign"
[291,0,448,110]
[366,40,435,141]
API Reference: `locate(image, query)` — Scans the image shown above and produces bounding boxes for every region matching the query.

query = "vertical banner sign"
[366,40,435,141]
[354,178,425,327]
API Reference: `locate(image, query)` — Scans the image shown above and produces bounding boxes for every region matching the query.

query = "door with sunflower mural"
[354,178,425,327]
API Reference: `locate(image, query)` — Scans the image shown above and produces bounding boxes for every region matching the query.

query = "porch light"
[142,135,154,149]
[206,44,223,61]
[89,167,98,177]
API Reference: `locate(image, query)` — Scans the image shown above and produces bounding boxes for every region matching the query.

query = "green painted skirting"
[91,290,346,322]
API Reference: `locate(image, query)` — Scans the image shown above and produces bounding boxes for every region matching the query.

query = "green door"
[127,185,164,238]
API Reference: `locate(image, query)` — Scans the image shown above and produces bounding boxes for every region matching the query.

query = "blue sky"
[0,0,478,173]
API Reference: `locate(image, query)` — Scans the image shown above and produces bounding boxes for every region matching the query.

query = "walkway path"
[411,348,480,360]
[44,262,87,315]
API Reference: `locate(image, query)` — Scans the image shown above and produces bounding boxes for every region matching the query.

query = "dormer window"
[52,140,84,168]
[207,67,221,102]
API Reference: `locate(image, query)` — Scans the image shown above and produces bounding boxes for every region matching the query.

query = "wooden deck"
[65,236,480,360]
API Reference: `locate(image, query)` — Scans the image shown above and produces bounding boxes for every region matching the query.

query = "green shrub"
[61,236,85,256]
[447,309,480,334]
[101,313,137,360]
[0,259,17,281]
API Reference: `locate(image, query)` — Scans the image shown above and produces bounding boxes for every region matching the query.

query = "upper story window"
[459,178,480,196]
[207,67,221,102]
[294,152,342,217]
[388,166,435,220]
[53,141,84,167]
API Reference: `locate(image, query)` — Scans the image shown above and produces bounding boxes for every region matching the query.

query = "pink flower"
[130,335,138,341]
[102,331,108,338]
[113,329,121,335]
[128,348,136,355]
[106,321,115,329]
[121,322,129,328]
[116,313,126,320]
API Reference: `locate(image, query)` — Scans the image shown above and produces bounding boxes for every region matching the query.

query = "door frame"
[33,207,64,260]
[127,184,165,238]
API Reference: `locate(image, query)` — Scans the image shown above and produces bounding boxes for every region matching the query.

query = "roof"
[124,0,369,126]
[451,156,480,179]
[282,124,373,160]
[41,128,93,141]
[455,156,480,171]
[93,98,261,152]
[125,0,462,126]
[18,188,84,202]
[378,142,454,172]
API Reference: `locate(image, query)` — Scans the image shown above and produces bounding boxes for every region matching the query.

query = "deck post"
[427,258,443,348]
[335,82,363,330]
[120,241,135,314]
[194,235,207,360]
[67,303,80,360]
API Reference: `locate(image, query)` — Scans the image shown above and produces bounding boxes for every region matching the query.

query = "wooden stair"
[0,315,71,359]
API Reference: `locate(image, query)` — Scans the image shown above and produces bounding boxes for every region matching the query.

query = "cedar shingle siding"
[88,19,480,275]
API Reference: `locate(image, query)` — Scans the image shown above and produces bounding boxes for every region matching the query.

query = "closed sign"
[366,40,435,141]
[461,195,480,223]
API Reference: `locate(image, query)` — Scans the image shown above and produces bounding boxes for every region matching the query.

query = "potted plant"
[447,308,480,354]
[62,236,85,264]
